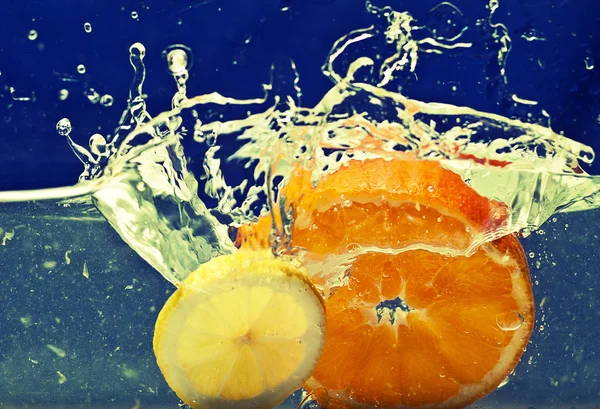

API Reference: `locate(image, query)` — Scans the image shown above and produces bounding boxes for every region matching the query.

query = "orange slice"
[153,250,326,409]
[237,158,534,409]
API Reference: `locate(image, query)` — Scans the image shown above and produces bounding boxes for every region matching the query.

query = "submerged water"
[1,0,600,407]
[1,201,599,407]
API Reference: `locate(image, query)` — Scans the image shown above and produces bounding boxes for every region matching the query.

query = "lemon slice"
[153,250,326,409]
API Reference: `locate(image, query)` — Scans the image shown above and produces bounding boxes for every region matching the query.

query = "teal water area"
[0,200,599,408]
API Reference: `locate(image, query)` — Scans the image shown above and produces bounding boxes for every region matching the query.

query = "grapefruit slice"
[153,250,326,409]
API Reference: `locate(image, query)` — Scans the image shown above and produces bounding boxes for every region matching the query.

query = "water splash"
[2,2,600,287]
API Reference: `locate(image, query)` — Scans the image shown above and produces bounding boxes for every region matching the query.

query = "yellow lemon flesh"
[153,250,326,409]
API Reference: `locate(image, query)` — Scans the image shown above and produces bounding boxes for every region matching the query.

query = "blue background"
[1,0,600,190]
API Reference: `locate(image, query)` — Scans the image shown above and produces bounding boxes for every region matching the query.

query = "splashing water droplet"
[497,375,510,388]
[58,89,69,101]
[56,118,72,137]
[129,42,146,59]
[84,88,100,104]
[495,311,524,331]
[163,44,193,76]
[84,22,92,33]
[166,49,188,75]
[77,64,86,74]
[89,133,107,156]
[163,45,193,108]
[28,30,38,41]
[100,94,114,107]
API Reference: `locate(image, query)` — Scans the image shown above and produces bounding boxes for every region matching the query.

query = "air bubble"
[131,11,139,19]
[346,243,361,253]
[56,118,72,137]
[58,89,69,101]
[77,64,86,74]
[585,56,594,71]
[28,30,38,41]
[496,311,524,331]
[84,22,92,33]
[100,94,114,107]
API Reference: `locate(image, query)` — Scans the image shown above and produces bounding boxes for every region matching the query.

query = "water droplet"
[58,89,69,101]
[84,88,100,104]
[497,375,510,388]
[89,133,107,156]
[131,11,139,19]
[84,22,92,33]
[346,243,361,253]
[56,118,72,137]
[100,94,114,107]
[496,311,524,331]
[77,64,86,74]
[129,42,146,59]
[28,30,38,41]
[163,44,193,75]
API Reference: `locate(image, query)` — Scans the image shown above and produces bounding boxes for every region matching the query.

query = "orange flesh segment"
[237,158,508,254]
[237,158,534,409]
[309,239,533,408]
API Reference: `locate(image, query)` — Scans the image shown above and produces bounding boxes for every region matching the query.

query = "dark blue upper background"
[1,0,599,190]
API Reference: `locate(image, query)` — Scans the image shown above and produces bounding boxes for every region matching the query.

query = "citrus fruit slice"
[153,250,326,409]
[237,158,534,409]
[305,236,533,409]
